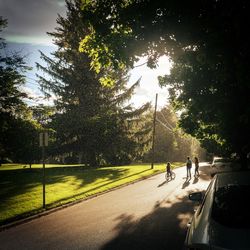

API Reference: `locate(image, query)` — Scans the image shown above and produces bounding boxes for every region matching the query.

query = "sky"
[1,0,171,108]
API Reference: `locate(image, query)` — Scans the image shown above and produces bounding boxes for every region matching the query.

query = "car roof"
[215,171,250,189]
[212,157,226,162]
[213,156,229,160]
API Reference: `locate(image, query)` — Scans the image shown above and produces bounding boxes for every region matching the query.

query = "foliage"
[37,0,151,166]
[79,1,250,167]
[143,105,206,162]
[31,104,55,126]
[0,17,41,165]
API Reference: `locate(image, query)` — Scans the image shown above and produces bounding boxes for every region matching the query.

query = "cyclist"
[166,162,172,179]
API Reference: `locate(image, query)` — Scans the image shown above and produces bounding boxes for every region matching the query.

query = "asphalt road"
[0,163,212,250]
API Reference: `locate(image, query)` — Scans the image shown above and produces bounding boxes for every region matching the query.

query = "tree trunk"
[88,151,98,168]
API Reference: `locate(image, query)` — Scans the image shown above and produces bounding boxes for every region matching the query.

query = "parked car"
[184,171,250,250]
[211,157,231,168]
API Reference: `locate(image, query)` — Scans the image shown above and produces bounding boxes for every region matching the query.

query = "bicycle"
[165,170,176,182]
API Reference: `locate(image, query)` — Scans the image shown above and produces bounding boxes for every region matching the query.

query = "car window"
[212,185,250,228]
[215,159,223,163]
[214,158,230,163]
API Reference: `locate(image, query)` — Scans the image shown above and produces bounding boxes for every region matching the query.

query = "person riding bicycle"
[166,162,172,179]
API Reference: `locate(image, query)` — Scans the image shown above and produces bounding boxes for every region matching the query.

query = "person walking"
[194,156,199,177]
[186,156,192,179]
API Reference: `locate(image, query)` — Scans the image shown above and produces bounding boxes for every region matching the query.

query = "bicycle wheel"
[171,171,176,180]
[165,173,168,181]
[165,172,172,182]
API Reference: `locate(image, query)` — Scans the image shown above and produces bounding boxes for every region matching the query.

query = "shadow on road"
[192,176,199,184]
[101,164,213,250]
[102,192,199,250]
[198,164,213,180]
[157,181,167,187]
[182,178,190,189]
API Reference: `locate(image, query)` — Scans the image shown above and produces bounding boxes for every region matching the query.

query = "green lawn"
[0,162,183,225]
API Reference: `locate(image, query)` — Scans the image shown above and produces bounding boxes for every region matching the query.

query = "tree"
[31,104,55,125]
[79,1,250,167]
[37,0,151,166]
[158,18,250,166]
[143,105,206,162]
[5,117,41,167]
[0,17,41,165]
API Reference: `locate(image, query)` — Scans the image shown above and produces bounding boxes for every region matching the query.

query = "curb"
[0,170,165,232]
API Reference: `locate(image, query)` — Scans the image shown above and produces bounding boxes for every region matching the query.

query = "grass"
[0,162,183,226]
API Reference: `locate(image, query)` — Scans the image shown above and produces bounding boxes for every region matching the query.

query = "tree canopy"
[37,0,151,166]
[0,17,41,165]
[79,0,250,167]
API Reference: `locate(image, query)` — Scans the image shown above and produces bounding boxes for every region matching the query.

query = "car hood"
[209,220,250,250]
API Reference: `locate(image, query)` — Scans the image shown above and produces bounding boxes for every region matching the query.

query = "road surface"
[0,164,212,250]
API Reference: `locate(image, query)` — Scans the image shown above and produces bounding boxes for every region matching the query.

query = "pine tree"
[37,0,151,166]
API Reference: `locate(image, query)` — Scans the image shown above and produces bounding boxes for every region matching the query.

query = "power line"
[156,117,174,133]
[159,110,174,129]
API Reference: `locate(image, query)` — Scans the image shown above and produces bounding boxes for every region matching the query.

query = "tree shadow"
[45,168,152,208]
[101,192,199,250]
[0,167,128,201]
[0,164,212,225]
[0,166,153,225]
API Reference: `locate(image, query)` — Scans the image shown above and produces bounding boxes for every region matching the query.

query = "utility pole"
[42,137,45,208]
[151,93,158,169]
